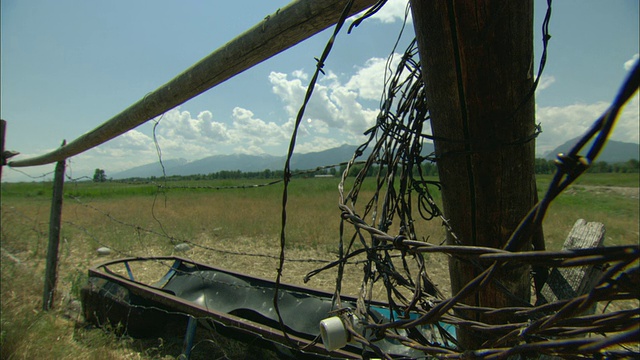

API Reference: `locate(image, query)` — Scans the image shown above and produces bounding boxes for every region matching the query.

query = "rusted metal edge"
[86,256,365,358]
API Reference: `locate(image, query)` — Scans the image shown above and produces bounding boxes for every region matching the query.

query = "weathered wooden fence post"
[537,219,606,310]
[42,140,67,311]
[1,119,6,180]
[410,1,540,349]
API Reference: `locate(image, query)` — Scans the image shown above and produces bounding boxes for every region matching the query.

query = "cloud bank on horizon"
[81,52,639,180]
[3,0,638,182]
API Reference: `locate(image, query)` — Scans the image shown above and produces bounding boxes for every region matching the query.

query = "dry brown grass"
[1,175,638,359]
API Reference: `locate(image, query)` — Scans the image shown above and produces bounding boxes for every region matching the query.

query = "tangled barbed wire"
[295,3,640,358]
[3,0,637,358]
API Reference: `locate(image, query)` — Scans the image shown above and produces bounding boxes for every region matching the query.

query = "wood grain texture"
[537,219,606,307]
[43,142,67,310]
[410,0,538,348]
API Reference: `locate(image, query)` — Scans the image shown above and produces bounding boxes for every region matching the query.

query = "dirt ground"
[153,237,453,302]
[566,185,640,198]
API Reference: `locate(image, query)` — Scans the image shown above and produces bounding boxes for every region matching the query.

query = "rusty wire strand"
[4,0,638,357]
[296,0,640,355]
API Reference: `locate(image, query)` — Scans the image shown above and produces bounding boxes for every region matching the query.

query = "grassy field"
[1,173,638,359]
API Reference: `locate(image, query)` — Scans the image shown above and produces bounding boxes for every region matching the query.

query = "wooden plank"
[410,0,538,349]
[536,219,606,308]
[42,142,67,311]
[9,0,377,168]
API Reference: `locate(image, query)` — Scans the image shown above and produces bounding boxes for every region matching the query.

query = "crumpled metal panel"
[82,257,434,359]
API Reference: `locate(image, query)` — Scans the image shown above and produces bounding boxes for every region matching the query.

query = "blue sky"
[1,0,638,182]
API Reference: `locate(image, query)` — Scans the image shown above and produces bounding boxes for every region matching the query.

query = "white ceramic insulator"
[319,316,348,351]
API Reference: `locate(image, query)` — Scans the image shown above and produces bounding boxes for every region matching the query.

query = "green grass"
[535,172,640,188]
[573,172,640,187]
[533,173,639,249]
[1,173,638,359]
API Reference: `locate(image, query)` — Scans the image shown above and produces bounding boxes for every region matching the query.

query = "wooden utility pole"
[410,1,540,349]
[42,141,66,311]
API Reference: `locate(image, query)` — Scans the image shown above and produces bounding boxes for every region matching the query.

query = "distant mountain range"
[543,138,639,163]
[111,139,638,179]
[111,144,384,179]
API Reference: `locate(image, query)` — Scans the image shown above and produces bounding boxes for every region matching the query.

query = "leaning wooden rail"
[9,0,377,168]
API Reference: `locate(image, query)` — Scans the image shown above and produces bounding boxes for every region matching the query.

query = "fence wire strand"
[289,1,640,357]
[2,1,639,359]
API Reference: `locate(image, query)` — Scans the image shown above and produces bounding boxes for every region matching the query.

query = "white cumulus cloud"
[615,94,640,144]
[230,107,288,148]
[265,52,426,154]
[346,56,399,100]
[269,66,383,146]
[370,0,412,24]
[535,94,640,155]
[159,109,230,143]
[624,53,639,71]
[108,130,153,151]
[536,75,556,92]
